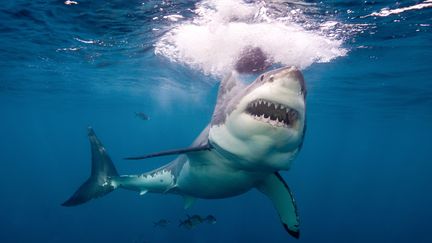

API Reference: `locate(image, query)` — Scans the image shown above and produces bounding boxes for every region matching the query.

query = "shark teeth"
[245,99,298,128]
[252,114,287,128]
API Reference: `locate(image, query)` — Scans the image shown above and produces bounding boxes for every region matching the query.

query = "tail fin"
[62,127,119,207]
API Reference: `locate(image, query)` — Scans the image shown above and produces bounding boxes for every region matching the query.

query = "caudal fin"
[62,127,119,207]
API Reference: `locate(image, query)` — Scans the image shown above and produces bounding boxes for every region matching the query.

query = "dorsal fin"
[218,71,242,100]
[211,71,245,125]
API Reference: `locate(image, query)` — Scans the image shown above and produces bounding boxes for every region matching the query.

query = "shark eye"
[260,75,264,81]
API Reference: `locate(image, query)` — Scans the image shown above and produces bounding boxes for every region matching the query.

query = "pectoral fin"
[257,172,300,238]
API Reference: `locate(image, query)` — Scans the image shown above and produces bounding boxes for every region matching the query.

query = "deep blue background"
[1,1,431,242]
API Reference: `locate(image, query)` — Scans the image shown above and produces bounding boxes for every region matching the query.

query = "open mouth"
[245,99,298,128]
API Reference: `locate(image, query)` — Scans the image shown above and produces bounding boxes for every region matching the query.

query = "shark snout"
[270,66,306,97]
[289,67,306,97]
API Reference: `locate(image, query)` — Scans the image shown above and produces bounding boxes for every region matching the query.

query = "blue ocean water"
[1,0,431,242]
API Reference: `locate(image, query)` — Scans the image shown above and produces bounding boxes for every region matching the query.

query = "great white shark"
[63,66,307,238]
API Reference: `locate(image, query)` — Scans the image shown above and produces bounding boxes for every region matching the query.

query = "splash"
[365,0,432,17]
[155,0,347,76]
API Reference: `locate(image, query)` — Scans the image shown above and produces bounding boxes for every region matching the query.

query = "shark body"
[63,66,307,238]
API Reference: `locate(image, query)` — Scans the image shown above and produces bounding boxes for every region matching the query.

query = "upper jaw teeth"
[246,99,296,128]
[249,99,288,111]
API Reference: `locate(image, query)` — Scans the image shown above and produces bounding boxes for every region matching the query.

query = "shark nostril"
[260,75,264,81]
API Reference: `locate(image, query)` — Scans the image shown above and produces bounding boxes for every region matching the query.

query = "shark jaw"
[209,66,306,172]
[245,99,299,128]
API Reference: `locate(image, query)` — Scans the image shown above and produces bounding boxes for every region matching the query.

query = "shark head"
[209,66,306,172]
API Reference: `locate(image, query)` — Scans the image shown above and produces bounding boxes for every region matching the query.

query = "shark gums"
[63,66,307,238]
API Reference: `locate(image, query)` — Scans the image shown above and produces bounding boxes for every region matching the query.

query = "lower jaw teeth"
[253,115,287,127]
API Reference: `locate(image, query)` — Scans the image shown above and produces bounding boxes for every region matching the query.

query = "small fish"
[204,215,217,224]
[153,219,170,228]
[179,215,204,229]
[135,112,150,121]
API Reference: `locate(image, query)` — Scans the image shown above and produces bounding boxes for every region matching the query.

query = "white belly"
[176,150,267,199]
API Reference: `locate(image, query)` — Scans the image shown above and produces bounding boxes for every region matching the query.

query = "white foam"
[155,0,347,76]
[163,14,184,22]
[74,37,96,44]
[366,0,432,17]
